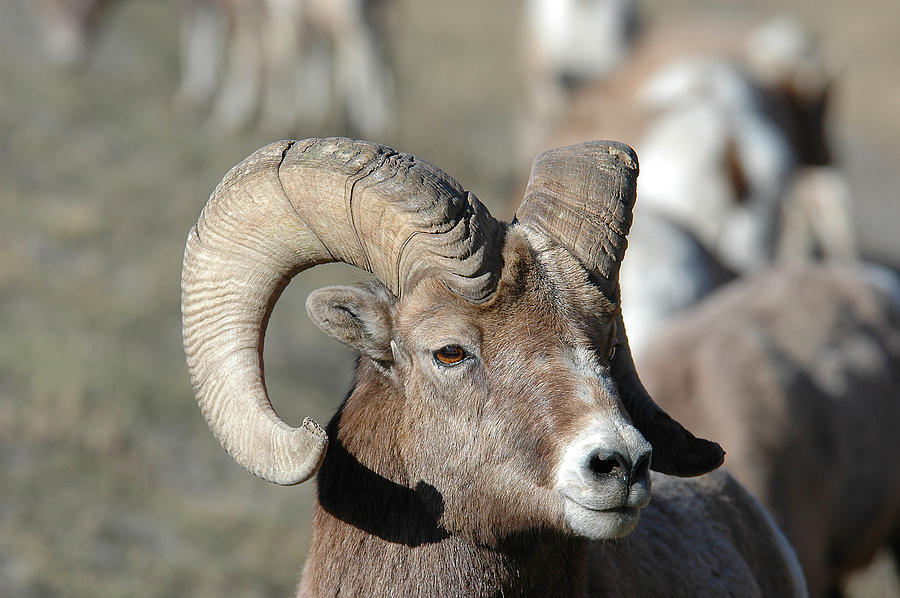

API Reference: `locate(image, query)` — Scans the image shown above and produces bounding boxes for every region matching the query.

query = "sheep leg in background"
[326,0,392,138]
[210,0,263,130]
[27,0,116,65]
[295,35,333,128]
[260,0,304,129]
[777,167,856,263]
[176,0,228,109]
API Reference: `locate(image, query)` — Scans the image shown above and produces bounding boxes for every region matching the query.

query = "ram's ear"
[612,313,725,476]
[306,285,395,364]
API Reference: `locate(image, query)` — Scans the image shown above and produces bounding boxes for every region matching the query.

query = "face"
[368,232,652,542]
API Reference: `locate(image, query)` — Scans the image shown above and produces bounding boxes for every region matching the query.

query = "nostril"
[589,454,619,476]
[632,453,651,481]
[588,452,629,479]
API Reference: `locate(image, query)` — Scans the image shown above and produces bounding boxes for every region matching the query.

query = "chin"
[563,499,642,540]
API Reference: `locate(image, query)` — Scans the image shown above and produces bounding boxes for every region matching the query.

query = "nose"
[587,446,652,487]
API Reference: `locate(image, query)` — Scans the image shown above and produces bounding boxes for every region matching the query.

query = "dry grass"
[1,0,897,596]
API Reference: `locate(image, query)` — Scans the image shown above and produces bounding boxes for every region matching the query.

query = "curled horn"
[514,141,724,477]
[182,137,503,485]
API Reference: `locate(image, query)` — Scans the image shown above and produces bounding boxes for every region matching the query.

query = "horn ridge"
[182,137,502,485]
[515,140,639,298]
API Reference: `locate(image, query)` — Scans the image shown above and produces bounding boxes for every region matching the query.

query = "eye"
[434,345,467,366]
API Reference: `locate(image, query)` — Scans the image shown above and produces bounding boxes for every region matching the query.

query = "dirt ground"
[0,0,897,596]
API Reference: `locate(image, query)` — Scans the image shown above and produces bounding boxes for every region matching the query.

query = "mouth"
[560,494,642,539]
[597,505,638,516]
[564,495,639,518]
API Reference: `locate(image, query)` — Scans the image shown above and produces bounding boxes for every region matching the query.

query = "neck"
[296,374,587,597]
[299,509,586,597]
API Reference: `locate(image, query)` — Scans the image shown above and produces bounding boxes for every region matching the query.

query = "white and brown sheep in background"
[520,10,855,356]
[27,0,393,136]
[181,137,807,597]
[636,263,900,598]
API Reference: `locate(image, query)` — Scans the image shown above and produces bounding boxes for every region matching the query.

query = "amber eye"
[434,345,467,366]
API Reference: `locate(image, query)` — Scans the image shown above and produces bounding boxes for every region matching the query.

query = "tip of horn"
[531,140,638,178]
[263,417,329,486]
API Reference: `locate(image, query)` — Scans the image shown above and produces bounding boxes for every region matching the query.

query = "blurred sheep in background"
[621,23,855,353]
[27,0,394,137]
[637,263,900,598]
[522,8,855,356]
[177,0,393,136]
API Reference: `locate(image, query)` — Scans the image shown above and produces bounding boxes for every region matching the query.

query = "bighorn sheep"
[637,264,900,598]
[181,137,806,596]
[27,0,392,135]
[523,14,855,356]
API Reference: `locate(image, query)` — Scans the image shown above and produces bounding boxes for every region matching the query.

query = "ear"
[306,284,395,364]
[612,313,725,476]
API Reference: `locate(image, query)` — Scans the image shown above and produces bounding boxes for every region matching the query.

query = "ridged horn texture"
[182,137,503,485]
[514,141,724,477]
[515,140,638,299]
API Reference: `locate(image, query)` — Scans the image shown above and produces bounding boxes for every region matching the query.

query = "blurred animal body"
[525,13,855,355]
[638,264,900,597]
[536,15,833,165]
[520,0,639,160]
[181,138,805,597]
[28,0,393,136]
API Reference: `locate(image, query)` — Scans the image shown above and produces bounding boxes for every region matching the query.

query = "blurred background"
[0,0,897,596]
